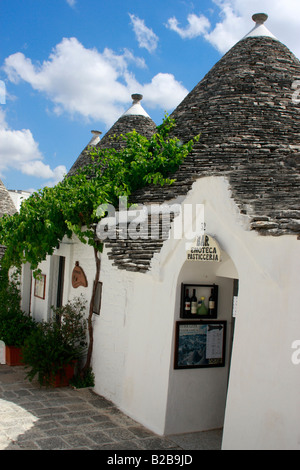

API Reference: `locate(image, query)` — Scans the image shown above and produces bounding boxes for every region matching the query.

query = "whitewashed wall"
[92,175,300,448]
[29,258,51,322]
[28,237,95,322]
[222,234,300,450]
[92,176,240,434]
[27,175,300,449]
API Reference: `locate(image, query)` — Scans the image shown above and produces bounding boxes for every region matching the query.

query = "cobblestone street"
[0,365,222,451]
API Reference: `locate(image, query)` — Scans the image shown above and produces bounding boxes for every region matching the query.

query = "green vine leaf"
[0,115,198,272]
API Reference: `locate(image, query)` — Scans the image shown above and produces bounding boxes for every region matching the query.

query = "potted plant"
[0,271,36,365]
[70,366,95,390]
[0,310,36,365]
[22,297,87,387]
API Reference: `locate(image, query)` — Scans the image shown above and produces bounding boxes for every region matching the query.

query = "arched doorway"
[164,246,238,435]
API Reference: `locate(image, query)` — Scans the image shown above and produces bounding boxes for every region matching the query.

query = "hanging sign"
[72,261,88,288]
[186,234,221,262]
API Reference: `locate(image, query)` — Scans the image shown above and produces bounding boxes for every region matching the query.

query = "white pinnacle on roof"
[243,13,278,41]
[122,94,151,118]
[88,130,102,146]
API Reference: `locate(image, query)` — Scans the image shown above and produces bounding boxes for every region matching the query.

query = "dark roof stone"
[105,35,300,272]
[0,179,17,218]
[68,107,156,176]
[132,36,300,235]
[97,115,157,153]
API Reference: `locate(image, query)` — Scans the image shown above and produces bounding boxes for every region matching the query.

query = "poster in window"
[174,321,226,369]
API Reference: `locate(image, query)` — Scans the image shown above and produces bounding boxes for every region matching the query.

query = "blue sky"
[1,0,300,192]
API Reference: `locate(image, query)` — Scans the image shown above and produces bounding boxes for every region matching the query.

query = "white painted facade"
[22,13,300,449]
[26,175,300,449]
[25,237,95,322]
[8,190,31,212]
[90,177,237,435]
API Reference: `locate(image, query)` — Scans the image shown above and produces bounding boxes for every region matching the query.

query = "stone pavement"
[0,365,222,451]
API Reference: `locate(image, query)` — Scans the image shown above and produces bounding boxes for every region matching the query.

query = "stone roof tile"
[68,95,156,176]
[104,17,300,272]
[0,179,17,218]
[132,35,300,238]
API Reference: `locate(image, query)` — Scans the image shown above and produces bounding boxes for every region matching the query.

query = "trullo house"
[21,14,300,450]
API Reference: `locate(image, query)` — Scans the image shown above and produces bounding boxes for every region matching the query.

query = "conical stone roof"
[0,179,17,218]
[67,130,102,177]
[105,14,300,272]
[132,15,300,237]
[68,94,156,176]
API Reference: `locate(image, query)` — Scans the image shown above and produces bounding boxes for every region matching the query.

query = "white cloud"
[0,80,5,104]
[4,37,187,128]
[4,39,127,127]
[141,73,188,110]
[166,0,300,57]
[203,3,248,53]
[0,109,66,186]
[166,13,211,39]
[66,0,76,7]
[129,14,159,53]
[213,0,300,56]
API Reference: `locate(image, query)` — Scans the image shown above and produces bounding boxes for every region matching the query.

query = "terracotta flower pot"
[5,346,24,366]
[46,361,76,388]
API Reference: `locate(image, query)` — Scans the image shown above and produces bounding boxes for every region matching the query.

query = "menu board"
[174,321,226,369]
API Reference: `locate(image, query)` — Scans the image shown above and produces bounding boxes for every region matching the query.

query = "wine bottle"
[197,296,208,316]
[208,288,216,316]
[184,289,191,316]
[191,289,197,315]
